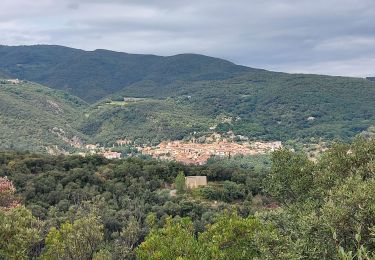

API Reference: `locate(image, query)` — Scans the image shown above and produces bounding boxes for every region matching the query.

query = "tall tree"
[0,206,41,259]
[41,215,104,260]
[264,149,315,204]
[175,171,186,193]
[136,217,200,259]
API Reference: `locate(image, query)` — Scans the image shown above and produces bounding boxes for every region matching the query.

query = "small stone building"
[185,176,207,189]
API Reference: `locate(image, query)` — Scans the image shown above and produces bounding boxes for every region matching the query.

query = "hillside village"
[47,131,329,164]
[79,138,282,163]
[48,131,281,163]
[139,136,282,165]
[47,127,282,163]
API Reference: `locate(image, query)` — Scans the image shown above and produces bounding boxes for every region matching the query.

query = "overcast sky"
[1,0,374,77]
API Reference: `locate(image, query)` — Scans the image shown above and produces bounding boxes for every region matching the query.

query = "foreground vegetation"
[1,138,375,259]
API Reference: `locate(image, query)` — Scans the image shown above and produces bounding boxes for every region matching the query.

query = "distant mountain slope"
[80,72,375,144]
[0,80,88,152]
[0,45,250,102]
[79,98,216,145]
[2,45,375,146]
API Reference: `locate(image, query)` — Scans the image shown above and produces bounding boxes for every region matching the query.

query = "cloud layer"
[1,0,374,76]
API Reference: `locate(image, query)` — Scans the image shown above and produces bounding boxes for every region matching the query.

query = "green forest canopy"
[1,137,375,259]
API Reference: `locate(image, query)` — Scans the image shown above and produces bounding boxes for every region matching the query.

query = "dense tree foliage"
[41,215,104,260]
[261,138,375,258]
[0,206,41,259]
[0,81,87,152]
[136,214,297,259]
[1,138,375,258]
[175,171,186,193]
[138,138,375,259]
[0,151,264,259]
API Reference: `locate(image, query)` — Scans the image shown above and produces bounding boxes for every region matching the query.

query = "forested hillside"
[1,138,375,259]
[2,45,375,148]
[0,80,87,152]
[0,45,249,102]
[82,72,375,144]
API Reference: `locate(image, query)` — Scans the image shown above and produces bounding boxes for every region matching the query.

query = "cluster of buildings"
[0,79,21,85]
[140,139,282,165]
[83,144,122,159]
[49,127,282,163]
[6,79,21,84]
[115,139,132,146]
[249,141,282,152]
[101,151,122,159]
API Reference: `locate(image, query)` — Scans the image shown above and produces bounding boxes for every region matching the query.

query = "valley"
[1,46,375,161]
[1,45,375,259]
[4,0,375,256]
[3,0,375,256]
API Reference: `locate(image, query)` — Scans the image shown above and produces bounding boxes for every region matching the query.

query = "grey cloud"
[1,0,375,76]
[67,3,80,10]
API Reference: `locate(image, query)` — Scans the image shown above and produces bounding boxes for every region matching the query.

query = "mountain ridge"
[1,45,375,151]
[0,45,252,102]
